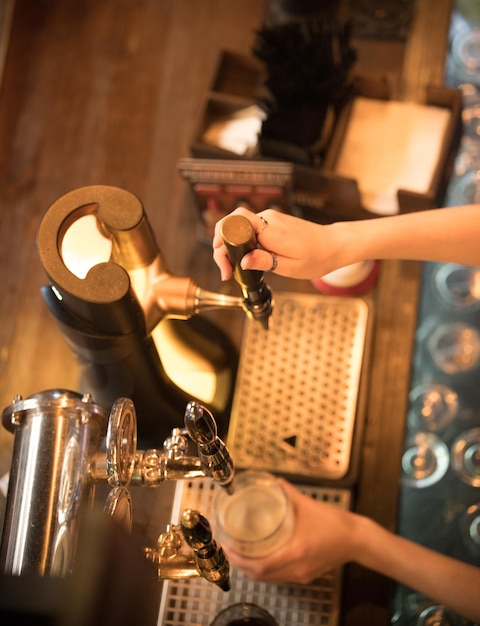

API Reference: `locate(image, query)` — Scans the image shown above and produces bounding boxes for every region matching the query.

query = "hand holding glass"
[215,470,294,558]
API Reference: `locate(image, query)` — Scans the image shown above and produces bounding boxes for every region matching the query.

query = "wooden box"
[188,50,463,224]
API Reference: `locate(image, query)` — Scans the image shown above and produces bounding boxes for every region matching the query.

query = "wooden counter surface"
[0,1,453,624]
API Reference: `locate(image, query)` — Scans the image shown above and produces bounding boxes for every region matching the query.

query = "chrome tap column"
[0,390,108,576]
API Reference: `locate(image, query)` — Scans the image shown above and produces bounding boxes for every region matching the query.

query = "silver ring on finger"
[258,216,268,235]
[268,251,278,272]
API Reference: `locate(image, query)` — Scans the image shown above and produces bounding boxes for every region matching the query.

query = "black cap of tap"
[221,214,273,330]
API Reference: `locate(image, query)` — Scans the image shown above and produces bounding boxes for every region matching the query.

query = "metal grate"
[227,292,370,483]
[157,478,351,626]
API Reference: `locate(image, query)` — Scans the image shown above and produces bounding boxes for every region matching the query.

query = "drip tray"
[158,478,351,626]
[227,292,371,485]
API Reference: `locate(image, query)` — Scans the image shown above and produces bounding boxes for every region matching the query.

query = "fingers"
[212,244,234,281]
[224,539,315,585]
[223,541,292,583]
[239,248,278,273]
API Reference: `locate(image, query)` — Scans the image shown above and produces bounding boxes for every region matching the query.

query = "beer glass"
[215,470,294,558]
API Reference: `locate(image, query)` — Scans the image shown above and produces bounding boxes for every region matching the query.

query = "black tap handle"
[180,509,230,591]
[220,214,263,291]
[184,400,217,445]
[184,401,234,490]
[221,215,273,329]
[180,509,213,548]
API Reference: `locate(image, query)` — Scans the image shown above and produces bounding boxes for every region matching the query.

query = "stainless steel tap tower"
[0,389,233,591]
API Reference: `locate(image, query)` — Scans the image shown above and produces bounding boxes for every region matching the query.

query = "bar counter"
[0,1,454,624]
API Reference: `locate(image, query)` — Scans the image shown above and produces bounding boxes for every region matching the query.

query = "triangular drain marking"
[283,435,297,448]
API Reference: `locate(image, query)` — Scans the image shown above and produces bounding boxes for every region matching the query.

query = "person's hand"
[221,479,360,585]
[212,207,339,282]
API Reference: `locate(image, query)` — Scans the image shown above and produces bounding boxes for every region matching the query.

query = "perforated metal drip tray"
[228,292,371,485]
[158,478,351,626]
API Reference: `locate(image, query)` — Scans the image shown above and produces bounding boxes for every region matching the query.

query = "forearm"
[353,515,480,623]
[330,205,480,268]
[213,204,480,281]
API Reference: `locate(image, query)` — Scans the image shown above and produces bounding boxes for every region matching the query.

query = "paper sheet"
[335,97,451,215]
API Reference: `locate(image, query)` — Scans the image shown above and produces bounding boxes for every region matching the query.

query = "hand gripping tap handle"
[220,214,272,330]
[180,509,230,591]
[184,401,234,492]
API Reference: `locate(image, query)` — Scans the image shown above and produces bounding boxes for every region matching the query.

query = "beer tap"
[102,401,236,488]
[0,390,233,591]
[37,185,245,331]
[180,509,230,591]
[144,509,230,591]
[184,400,235,493]
[220,214,273,330]
[36,185,273,443]
[37,185,274,332]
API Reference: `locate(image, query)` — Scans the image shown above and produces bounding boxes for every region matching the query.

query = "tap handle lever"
[184,401,234,490]
[184,400,217,445]
[220,214,272,329]
[180,509,230,591]
[221,214,263,290]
